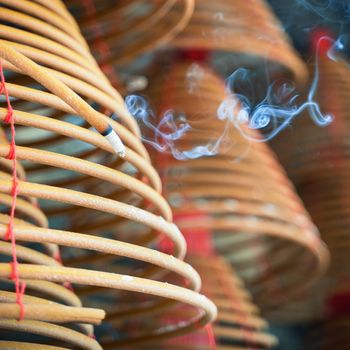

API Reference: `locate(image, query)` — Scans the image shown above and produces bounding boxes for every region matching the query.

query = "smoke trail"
[296,0,350,24]
[125,94,230,160]
[291,0,350,58]
[125,35,339,159]
[217,38,334,142]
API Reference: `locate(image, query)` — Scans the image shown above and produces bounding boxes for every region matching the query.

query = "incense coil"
[0,0,217,347]
[177,256,278,349]
[0,129,105,350]
[168,0,307,87]
[143,61,329,308]
[269,55,350,323]
[189,256,277,349]
[130,255,278,349]
[271,55,350,285]
[65,0,195,66]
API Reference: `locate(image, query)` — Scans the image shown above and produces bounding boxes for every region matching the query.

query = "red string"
[205,324,218,350]
[0,60,26,321]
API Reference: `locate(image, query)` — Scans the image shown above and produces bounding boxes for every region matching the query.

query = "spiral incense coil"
[0,127,105,350]
[167,0,307,87]
[143,61,329,308]
[270,55,350,323]
[0,0,217,347]
[180,256,278,349]
[188,256,277,349]
[130,255,278,349]
[65,0,194,66]
[271,55,350,286]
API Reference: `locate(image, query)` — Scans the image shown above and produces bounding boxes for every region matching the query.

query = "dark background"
[267,0,350,56]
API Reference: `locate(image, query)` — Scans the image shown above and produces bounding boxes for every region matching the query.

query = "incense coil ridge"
[188,256,278,349]
[271,55,350,286]
[172,256,278,349]
[144,61,329,308]
[270,55,350,326]
[0,128,105,350]
[128,255,278,349]
[65,0,195,66]
[167,0,308,87]
[0,0,217,348]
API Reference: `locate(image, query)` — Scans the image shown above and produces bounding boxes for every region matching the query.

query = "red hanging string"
[205,324,218,350]
[0,59,26,320]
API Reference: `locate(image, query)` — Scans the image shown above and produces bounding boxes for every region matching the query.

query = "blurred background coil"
[128,255,278,350]
[164,0,308,88]
[143,60,329,311]
[65,0,195,67]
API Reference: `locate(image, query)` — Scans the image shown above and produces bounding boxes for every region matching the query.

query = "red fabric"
[0,60,26,320]
[174,212,215,256]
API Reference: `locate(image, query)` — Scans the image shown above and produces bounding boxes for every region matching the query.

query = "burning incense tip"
[102,125,126,158]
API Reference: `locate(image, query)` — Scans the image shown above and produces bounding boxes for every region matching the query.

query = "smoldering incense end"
[103,125,126,158]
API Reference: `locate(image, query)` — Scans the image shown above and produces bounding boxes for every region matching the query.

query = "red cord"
[0,60,26,320]
[205,324,218,350]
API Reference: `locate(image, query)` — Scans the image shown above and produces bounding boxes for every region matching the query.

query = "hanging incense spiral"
[0,1,217,348]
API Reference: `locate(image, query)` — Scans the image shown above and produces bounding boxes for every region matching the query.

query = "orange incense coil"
[183,256,278,349]
[143,61,329,309]
[0,0,217,347]
[270,55,350,324]
[65,0,195,66]
[195,257,277,349]
[128,255,278,349]
[271,55,350,290]
[0,127,105,350]
[167,0,308,87]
